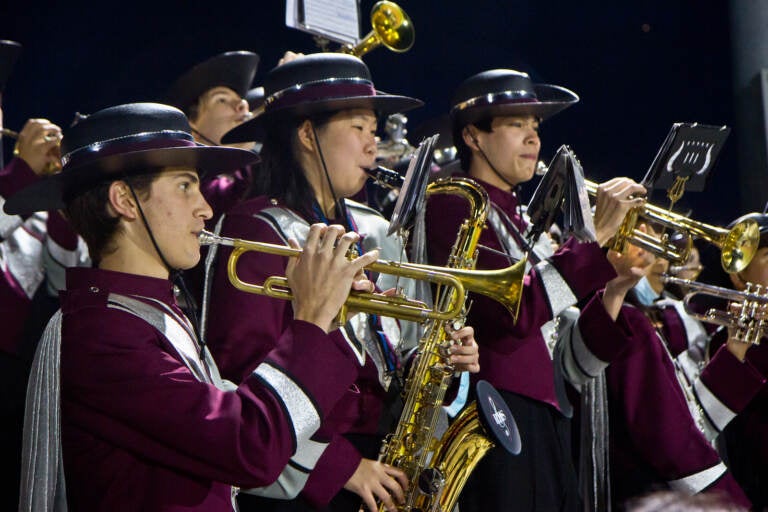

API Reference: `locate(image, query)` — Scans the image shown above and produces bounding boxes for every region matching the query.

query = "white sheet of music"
[286,0,360,44]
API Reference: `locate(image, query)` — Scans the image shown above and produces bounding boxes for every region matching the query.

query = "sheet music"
[527,145,596,244]
[286,0,360,44]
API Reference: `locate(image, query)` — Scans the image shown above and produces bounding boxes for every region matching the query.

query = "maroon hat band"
[265,78,377,113]
[451,90,540,115]
[61,130,197,170]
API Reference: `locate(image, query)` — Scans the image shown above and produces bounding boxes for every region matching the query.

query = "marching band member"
[4,102,378,511]
[165,51,261,222]
[208,53,480,512]
[424,68,648,511]
[603,225,758,508]
[166,50,259,150]
[0,114,89,511]
[713,213,768,509]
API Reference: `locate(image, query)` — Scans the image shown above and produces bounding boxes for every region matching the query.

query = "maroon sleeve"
[0,157,38,200]
[45,210,79,251]
[206,202,294,383]
[606,305,750,507]
[577,290,635,362]
[300,433,362,506]
[61,301,359,489]
[699,345,766,415]
[206,201,382,501]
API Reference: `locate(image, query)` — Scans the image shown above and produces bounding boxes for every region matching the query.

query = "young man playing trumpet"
[5,102,382,511]
[424,68,650,511]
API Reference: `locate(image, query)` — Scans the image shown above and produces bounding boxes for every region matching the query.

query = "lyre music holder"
[642,122,730,209]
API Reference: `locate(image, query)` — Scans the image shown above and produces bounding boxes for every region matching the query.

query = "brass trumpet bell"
[585,180,759,273]
[340,1,415,57]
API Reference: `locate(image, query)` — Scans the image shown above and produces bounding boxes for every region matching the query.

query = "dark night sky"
[1,0,740,226]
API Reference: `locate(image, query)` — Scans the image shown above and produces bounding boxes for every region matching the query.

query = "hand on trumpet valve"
[287,223,379,333]
[592,177,647,247]
[12,118,63,176]
[725,290,768,357]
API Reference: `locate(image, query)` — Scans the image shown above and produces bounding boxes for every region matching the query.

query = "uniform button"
[89,286,99,293]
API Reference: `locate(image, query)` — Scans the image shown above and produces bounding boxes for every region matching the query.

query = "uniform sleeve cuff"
[576,291,633,362]
[301,435,361,507]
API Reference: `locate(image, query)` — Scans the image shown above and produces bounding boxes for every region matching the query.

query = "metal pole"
[730,0,768,211]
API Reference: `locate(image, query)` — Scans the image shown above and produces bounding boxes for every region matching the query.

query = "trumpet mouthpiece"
[197,230,234,246]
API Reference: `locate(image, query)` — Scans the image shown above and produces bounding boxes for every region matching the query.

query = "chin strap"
[127,185,207,357]
[190,127,218,146]
[310,124,352,230]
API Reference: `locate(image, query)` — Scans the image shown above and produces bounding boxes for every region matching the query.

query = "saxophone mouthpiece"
[364,165,405,189]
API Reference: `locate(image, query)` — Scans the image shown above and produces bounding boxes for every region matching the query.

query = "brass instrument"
[340,1,414,57]
[198,226,525,323]
[1,126,62,174]
[662,274,768,345]
[374,177,526,512]
[584,179,759,273]
[199,230,464,323]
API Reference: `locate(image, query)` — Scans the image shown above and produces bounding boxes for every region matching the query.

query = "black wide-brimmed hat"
[3,102,258,215]
[245,86,265,112]
[166,51,260,112]
[0,40,22,92]
[222,53,423,144]
[450,69,579,127]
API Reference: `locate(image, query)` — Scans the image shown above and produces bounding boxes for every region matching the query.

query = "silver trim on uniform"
[536,260,578,317]
[560,315,610,391]
[254,363,321,445]
[693,378,736,432]
[668,462,727,494]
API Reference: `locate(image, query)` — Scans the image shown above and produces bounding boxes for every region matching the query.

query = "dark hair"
[249,111,336,221]
[64,172,158,264]
[185,101,200,123]
[453,116,493,171]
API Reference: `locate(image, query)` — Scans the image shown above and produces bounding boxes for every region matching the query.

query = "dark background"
[0,0,743,226]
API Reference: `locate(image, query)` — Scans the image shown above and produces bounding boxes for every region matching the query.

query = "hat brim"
[4,145,258,215]
[452,83,578,126]
[166,52,260,111]
[222,93,423,144]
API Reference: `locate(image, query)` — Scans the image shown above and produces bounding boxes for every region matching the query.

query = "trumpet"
[1,126,62,174]
[199,227,526,324]
[1,127,19,138]
[584,180,759,273]
[339,1,414,57]
[661,274,768,345]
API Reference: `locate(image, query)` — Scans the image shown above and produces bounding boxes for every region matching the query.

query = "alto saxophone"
[375,177,525,512]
